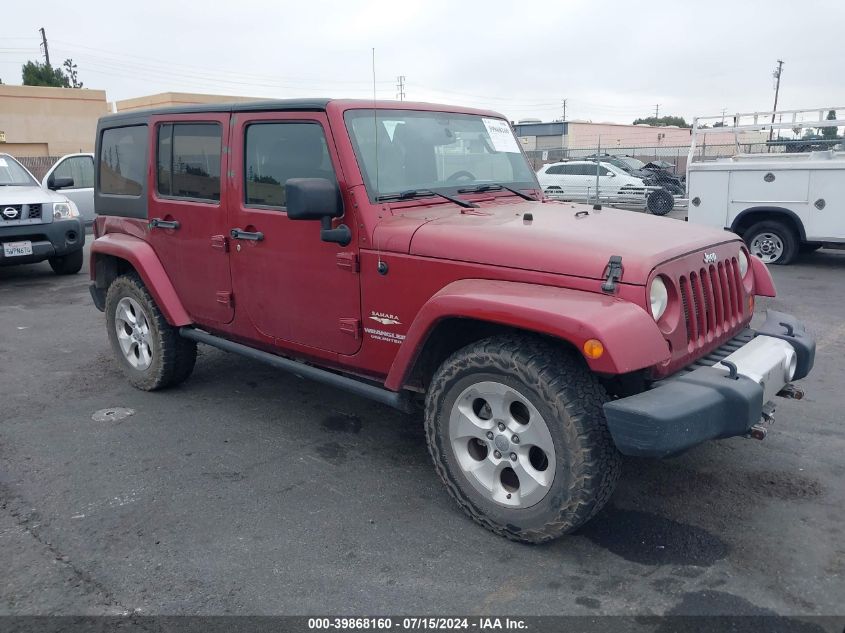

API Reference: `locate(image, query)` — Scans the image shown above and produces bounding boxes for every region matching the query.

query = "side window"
[157,123,222,202]
[100,125,147,196]
[546,165,563,175]
[244,122,336,207]
[53,156,94,188]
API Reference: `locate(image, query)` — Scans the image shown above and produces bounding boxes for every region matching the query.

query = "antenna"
[372,48,384,271]
[372,48,379,195]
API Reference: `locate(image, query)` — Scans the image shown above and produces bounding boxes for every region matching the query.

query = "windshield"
[0,155,38,186]
[345,110,537,199]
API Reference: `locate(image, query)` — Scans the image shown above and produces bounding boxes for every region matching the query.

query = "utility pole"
[769,59,784,141]
[38,27,50,66]
[561,98,567,121]
[654,104,660,119]
[721,108,727,125]
[395,75,406,101]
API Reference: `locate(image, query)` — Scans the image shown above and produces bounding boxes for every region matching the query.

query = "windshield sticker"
[482,118,521,153]
[0,158,8,168]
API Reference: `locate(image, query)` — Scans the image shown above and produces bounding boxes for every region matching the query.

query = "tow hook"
[777,383,804,400]
[748,402,776,441]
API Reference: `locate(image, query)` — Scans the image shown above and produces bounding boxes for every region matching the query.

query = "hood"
[0,185,68,205]
[407,200,739,284]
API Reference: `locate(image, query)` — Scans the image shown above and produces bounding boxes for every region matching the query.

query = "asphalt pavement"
[1,220,843,618]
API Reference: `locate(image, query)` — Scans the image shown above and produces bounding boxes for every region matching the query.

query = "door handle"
[230,228,264,241]
[149,218,180,230]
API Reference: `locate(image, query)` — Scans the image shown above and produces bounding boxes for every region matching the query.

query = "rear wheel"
[48,249,83,275]
[745,220,798,265]
[646,188,674,215]
[105,274,197,391]
[424,335,621,543]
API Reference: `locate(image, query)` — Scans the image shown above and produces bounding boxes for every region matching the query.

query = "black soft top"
[99,98,332,125]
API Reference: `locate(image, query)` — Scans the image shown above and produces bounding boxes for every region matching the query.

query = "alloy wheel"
[448,381,556,509]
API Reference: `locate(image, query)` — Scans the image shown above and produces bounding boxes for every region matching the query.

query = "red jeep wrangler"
[89,100,815,543]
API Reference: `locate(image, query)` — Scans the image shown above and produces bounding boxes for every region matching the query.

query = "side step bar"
[179,327,414,413]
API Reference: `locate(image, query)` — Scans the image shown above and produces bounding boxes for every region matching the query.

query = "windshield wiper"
[457,183,536,201]
[376,189,478,208]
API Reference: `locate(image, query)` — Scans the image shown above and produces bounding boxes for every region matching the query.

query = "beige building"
[0,84,109,156]
[115,91,263,112]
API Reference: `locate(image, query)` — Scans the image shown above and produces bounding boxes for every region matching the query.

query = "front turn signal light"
[583,339,604,359]
[749,296,755,314]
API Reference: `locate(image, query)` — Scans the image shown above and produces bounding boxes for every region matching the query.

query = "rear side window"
[157,123,222,202]
[244,122,336,207]
[53,155,94,188]
[545,164,564,175]
[100,126,147,196]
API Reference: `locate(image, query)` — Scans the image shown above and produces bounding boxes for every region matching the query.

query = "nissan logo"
[703,252,717,264]
[2,207,19,219]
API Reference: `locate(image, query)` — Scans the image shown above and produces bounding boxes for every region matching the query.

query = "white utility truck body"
[687,107,845,264]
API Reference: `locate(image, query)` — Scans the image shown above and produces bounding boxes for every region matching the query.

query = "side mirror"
[48,176,74,190]
[607,172,616,177]
[285,178,350,246]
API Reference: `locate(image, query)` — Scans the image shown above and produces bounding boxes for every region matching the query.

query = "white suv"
[537,160,650,204]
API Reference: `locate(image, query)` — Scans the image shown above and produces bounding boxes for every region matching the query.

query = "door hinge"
[216,291,233,307]
[339,318,361,339]
[211,235,229,252]
[336,251,359,272]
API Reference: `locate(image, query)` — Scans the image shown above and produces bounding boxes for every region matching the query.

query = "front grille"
[1,204,43,221]
[678,258,744,345]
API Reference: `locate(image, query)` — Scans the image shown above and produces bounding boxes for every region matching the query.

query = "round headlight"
[738,250,749,277]
[649,277,669,321]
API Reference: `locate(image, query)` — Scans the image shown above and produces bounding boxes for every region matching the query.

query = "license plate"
[2,240,33,257]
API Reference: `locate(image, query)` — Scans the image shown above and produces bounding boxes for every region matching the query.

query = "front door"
[146,114,234,325]
[228,112,361,355]
[44,154,95,224]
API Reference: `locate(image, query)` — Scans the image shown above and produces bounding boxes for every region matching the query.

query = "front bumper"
[603,310,815,458]
[0,218,85,266]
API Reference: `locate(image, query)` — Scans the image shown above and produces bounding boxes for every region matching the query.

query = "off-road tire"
[646,188,675,215]
[744,220,798,265]
[48,249,83,275]
[424,335,621,543]
[105,273,197,391]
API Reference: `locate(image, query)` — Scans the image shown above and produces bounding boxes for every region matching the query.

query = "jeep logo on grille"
[2,207,19,220]
[703,252,717,264]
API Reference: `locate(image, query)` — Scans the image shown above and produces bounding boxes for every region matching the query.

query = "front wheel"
[745,220,798,265]
[424,335,621,543]
[105,273,197,391]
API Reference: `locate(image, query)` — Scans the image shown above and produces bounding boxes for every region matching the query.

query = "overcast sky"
[2,0,844,125]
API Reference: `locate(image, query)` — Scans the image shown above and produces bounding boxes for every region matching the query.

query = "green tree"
[821,110,838,140]
[62,58,83,88]
[21,60,69,87]
[632,115,690,128]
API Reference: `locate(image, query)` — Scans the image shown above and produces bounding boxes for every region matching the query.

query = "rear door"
[228,111,362,355]
[43,154,95,224]
[146,114,234,325]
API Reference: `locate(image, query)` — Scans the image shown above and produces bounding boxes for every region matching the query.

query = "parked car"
[538,160,674,215]
[642,160,685,195]
[89,99,815,543]
[687,150,845,264]
[537,160,647,201]
[0,153,86,274]
[41,153,96,226]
